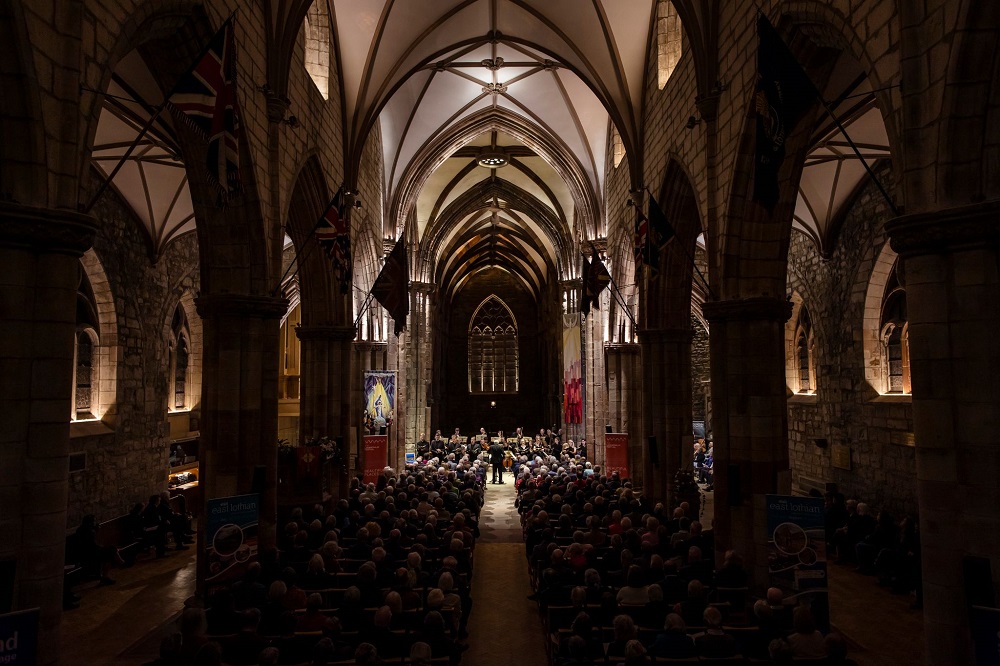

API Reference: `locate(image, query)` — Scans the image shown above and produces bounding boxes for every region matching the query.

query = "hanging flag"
[752,14,819,211]
[582,247,611,316]
[167,19,243,202]
[634,205,658,276]
[371,236,409,336]
[314,186,352,293]
[647,194,677,249]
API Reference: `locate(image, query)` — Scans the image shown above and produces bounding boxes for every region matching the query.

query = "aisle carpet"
[465,473,548,665]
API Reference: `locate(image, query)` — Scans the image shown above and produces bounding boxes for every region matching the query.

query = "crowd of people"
[824,492,922,606]
[144,463,484,666]
[106,422,912,666]
[515,456,861,665]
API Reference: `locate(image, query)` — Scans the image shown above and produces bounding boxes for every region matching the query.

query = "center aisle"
[465,472,548,666]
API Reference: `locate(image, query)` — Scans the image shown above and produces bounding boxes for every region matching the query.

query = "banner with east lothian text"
[766,494,829,631]
[0,608,38,664]
[363,434,388,484]
[205,493,259,586]
[604,433,630,479]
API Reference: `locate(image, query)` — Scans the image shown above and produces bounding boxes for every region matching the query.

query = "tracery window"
[468,296,518,393]
[880,268,910,394]
[170,304,191,410]
[656,0,683,89]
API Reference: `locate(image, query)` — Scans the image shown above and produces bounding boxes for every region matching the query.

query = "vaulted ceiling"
[88,1,895,296]
[330,0,657,302]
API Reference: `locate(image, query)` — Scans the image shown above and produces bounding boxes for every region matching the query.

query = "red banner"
[363,435,388,484]
[604,433,630,479]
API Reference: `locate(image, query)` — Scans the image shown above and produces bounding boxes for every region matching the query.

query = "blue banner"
[205,493,259,585]
[0,608,38,664]
[766,495,829,630]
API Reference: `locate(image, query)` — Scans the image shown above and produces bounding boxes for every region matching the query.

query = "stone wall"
[785,164,916,518]
[67,179,200,526]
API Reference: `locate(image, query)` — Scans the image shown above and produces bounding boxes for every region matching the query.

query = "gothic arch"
[285,154,346,325]
[644,158,703,330]
[391,108,598,244]
[78,249,120,421]
[717,9,899,300]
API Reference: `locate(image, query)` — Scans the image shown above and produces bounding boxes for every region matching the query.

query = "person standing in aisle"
[489,438,505,484]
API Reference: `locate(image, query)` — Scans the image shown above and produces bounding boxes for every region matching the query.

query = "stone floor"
[59,476,923,664]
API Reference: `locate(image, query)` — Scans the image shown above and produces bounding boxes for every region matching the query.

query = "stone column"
[405,282,435,459]
[640,329,695,506]
[0,203,97,664]
[886,203,1000,665]
[195,293,286,594]
[296,325,356,499]
[701,297,791,585]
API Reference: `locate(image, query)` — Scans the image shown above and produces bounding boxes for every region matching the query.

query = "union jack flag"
[315,186,351,292]
[167,19,242,202]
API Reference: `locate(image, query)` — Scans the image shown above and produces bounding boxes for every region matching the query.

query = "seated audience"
[692,606,737,658]
[647,613,696,658]
[787,606,826,659]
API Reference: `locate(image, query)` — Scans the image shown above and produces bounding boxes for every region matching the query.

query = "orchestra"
[411,422,589,482]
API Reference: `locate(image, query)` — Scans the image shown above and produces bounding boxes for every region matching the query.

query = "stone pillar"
[701,297,791,586]
[296,325,356,499]
[0,203,97,664]
[640,329,695,506]
[603,343,642,470]
[886,203,1000,666]
[195,294,286,594]
[405,283,435,459]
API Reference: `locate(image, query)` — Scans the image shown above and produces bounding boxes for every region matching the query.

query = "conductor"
[489,438,505,484]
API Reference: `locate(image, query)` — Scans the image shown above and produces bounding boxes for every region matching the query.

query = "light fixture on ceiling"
[477,146,509,169]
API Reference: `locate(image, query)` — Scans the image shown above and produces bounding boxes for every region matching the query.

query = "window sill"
[869,393,912,404]
[70,419,114,438]
[787,393,818,405]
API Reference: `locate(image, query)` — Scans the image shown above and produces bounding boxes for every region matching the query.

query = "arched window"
[656,0,683,89]
[468,296,518,393]
[170,304,191,410]
[74,267,100,420]
[880,268,910,394]
[302,1,330,99]
[794,308,814,394]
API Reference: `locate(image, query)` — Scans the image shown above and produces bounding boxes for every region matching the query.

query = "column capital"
[701,296,791,324]
[887,200,1000,257]
[0,202,98,256]
[639,328,695,343]
[195,293,289,319]
[295,324,357,341]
